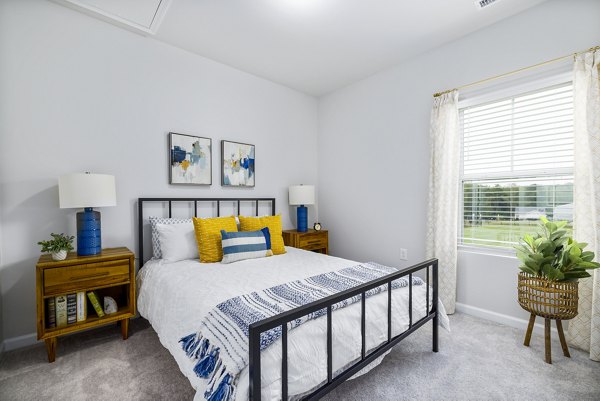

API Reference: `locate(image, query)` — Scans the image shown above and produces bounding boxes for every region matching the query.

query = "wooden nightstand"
[282,229,328,254]
[36,247,136,362]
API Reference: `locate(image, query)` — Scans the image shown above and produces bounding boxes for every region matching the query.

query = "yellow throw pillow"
[193,216,238,263]
[238,215,286,255]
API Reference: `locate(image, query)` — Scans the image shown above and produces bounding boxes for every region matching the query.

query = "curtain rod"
[433,45,600,98]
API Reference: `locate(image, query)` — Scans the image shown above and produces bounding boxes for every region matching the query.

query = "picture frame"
[169,132,212,185]
[221,140,255,187]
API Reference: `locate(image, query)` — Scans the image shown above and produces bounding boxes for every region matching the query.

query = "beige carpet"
[0,313,598,400]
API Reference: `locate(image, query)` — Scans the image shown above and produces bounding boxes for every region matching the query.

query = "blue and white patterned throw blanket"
[179,262,423,401]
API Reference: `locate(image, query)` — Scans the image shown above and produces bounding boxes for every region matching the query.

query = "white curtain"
[425,90,460,314]
[568,48,600,361]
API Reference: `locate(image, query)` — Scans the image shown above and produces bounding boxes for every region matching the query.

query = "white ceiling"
[59,0,549,96]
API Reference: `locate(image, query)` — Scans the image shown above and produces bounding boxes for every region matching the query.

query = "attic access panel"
[53,0,172,35]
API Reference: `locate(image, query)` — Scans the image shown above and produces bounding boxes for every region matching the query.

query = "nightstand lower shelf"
[43,313,132,362]
[41,307,133,339]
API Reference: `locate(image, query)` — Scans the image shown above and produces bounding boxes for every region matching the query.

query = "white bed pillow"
[149,217,192,259]
[156,222,199,263]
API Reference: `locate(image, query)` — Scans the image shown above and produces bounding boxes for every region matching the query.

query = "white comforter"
[137,247,449,401]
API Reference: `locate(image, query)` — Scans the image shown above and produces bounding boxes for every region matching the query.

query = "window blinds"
[462,83,573,178]
[460,83,574,248]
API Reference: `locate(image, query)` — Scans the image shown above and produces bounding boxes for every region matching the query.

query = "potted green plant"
[515,217,600,319]
[38,233,75,261]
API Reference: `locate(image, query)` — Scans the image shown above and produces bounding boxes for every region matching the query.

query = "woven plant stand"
[517,272,578,364]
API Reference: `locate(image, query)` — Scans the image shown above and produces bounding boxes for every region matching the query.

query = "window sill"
[458,244,517,259]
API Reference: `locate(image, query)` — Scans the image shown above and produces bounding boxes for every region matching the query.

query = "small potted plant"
[515,217,600,319]
[38,233,75,261]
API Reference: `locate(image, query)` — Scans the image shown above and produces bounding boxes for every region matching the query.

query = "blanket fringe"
[194,346,221,378]
[181,334,234,401]
[179,334,211,360]
[206,373,233,401]
[197,338,209,359]
[206,365,226,395]
[180,334,223,379]
[208,359,223,382]
[179,333,197,356]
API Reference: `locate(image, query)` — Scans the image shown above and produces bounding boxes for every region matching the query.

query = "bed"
[136,197,449,401]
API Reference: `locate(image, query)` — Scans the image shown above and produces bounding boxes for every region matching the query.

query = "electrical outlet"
[400,248,408,261]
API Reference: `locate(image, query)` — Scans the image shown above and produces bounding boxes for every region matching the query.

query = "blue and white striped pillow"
[220,228,273,264]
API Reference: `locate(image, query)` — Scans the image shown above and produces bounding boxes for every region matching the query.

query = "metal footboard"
[248,258,439,400]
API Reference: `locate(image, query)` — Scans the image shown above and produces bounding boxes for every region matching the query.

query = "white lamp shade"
[59,173,117,209]
[289,185,315,205]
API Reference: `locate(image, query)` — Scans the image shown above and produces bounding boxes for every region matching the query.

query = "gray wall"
[0,0,319,345]
[318,0,600,327]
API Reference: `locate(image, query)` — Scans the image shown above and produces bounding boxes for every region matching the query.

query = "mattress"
[137,247,449,400]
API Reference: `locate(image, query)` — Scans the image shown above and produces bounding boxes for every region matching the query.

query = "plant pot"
[51,250,67,261]
[517,272,578,320]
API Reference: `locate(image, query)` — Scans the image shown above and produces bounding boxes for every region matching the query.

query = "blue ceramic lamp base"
[77,207,102,256]
[296,205,308,232]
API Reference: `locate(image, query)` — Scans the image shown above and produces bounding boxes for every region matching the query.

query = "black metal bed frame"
[137,197,276,263]
[249,259,438,400]
[137,197,439,400]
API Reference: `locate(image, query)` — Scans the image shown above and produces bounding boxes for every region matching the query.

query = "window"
[460,83,574,248]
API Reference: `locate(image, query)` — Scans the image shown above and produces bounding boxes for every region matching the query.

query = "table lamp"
[289,185,315,232]
[59,173,117,256]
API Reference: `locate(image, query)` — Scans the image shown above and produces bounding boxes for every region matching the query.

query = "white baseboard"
[2,332,38,352]
[1,315,142,353]
[0,307,559,353]
[455,302,558,335]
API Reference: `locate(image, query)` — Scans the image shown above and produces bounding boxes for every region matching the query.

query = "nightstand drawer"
[44,259,130,296]
[283,229,328,254]
[299,233,327,248]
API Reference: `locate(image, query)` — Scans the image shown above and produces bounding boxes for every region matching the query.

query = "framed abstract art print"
[221,140,255,187]
[169,132,212,185]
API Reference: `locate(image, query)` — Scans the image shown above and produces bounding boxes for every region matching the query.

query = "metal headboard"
[137,197,276,264]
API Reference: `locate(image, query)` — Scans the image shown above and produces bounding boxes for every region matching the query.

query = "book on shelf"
[76,291,87,322]
[87,291,105,318]
[67,293,77,324]
[55,295,67,327]
[46,298,56,328]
